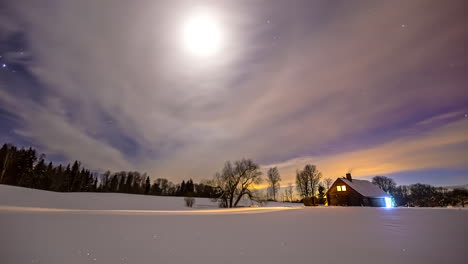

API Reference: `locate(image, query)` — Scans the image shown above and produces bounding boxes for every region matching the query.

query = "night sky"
[0,0,467,186]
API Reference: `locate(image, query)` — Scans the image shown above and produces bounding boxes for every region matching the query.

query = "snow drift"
[1,184,466,264]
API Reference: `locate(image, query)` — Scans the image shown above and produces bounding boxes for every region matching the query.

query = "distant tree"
[323,178,333,190]
[92,177,98,191]
[194,180,217,198]
[155,178,169,195]
[179,180,186,196]
[285,183,294,202]
[392,185,410,206]
[51,164,64,191]
[70,161,81,192]
[186,179,194,194]
[372,176,396,193]
[124,173,134,193]
[434,187,451,207]
[317,184,326,204]
[449,188,468,207]
[109,175,119,192]
[409,183,437,207]
[32,158,48,189]
[166,181,177,196]
[150,180,161,195]
[42,162,54,190]
[144,176,151,195]
[295,164,322,198]
[62,165,72,192]
[266,167,281,201]
[100,171,112,192]
[118,172,127,193]
[212,158,263,208]
[131,172,143,194]
[16,148,37,187]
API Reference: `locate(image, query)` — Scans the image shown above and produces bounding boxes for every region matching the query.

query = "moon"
[182,11,222,57]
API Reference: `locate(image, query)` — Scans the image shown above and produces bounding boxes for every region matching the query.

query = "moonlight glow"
[182,11,222,57]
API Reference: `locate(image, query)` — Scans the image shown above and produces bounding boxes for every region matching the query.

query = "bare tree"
[285,183,294,202]
[266,167,281,201]
[212,158,263,208]
[323,178,333,190]
[372,176,396,193]
[296,169,309,198]
[296,164,322,198]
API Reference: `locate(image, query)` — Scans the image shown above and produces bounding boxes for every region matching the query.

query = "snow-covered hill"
[0,184,297,210]
[1,184,467,264]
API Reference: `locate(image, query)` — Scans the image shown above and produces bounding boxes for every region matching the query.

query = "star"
[2,64,6,68]
[401,24,406,28]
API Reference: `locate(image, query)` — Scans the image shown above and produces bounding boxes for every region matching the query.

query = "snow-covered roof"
[340,178,391,198]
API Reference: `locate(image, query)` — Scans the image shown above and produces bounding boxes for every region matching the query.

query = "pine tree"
[17,148,37,187]
[33,158,47,189]
[70,161,81,192]
[124,173,133,193]
[118,172,127,193]
[109,174,119,192]
[179,180,186,196]
[144,176,150,195]
[186,179,194,195]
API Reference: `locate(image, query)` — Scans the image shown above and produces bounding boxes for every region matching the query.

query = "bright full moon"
[182,11,222,57]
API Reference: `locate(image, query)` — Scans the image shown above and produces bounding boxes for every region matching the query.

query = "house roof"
[340,178,391,198]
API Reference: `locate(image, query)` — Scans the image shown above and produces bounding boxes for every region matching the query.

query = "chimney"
[346,173,352,182]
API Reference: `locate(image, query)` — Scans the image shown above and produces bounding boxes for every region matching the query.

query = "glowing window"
[341,185,347,191]
[337,186,342,191]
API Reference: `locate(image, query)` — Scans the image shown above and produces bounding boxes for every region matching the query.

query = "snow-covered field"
[1,185,466,264]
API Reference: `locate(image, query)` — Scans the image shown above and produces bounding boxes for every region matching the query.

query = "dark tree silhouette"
[144,176,151,194]
[323,178,333,191]
[212,158,263,208]
[295,164,322,198]
[317,184,326,204]
[372,176,396,193]
[266,167,281,201]
[450,188,468,207]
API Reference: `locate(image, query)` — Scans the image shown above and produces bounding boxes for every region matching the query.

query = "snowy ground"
[1,185,467,264]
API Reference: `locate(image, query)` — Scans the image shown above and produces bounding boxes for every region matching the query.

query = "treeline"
[0,144,96,192]
[0,143,217,198]
[2,143,466,207]
[99,172,217,198]
[372,176,468,207]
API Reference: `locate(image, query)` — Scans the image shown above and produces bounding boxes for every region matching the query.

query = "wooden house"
[326,173,392,207]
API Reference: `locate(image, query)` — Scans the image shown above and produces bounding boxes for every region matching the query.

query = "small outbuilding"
[326,173,392,207]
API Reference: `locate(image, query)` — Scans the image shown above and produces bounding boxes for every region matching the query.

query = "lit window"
[341,185,347,191]
[337,186,342,191]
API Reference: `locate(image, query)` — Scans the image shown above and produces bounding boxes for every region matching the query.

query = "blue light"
[2,64,6,68]
[384,197,393,208]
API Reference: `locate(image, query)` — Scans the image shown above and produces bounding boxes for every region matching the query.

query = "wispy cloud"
[0,89,132,171]
[0,0,467,184]
[264,118,468,183]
